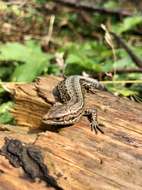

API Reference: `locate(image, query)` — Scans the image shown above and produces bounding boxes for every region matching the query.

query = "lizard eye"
[54,117,63,122]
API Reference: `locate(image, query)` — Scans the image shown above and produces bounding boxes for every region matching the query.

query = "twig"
[54,0,132,17]
[48,15,55,44]
[97,68,142,80]
[111,32,142,68]
[41,15,55,47]
[101,80,142,84]
[110,67,142,74]
[5,0,27,8]
[101,24,116,62]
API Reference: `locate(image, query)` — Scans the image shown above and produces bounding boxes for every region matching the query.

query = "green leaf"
[0,101,14,124]
[35,0,47,4]
[0,41,52,82]
[116,88,138,97]
[103,1,118,9]
[112,15,142,34]
[113,56,135,68]
[59,41,111,75]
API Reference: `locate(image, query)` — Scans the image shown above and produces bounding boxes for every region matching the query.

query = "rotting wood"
[0,76,142,190]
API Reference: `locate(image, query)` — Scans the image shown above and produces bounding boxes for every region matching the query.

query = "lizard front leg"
[84,108,104,134]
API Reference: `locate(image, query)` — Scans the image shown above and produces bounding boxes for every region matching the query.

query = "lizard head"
[42,104,80,125]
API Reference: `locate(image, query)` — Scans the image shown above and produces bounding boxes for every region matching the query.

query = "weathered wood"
[0,76,142,190]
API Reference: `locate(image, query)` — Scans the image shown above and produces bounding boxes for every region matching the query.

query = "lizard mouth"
[42,115,80,125]
[42,115,66,125]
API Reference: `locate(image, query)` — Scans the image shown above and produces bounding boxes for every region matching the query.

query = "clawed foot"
[90,121,104,134]
[84,108,105,134]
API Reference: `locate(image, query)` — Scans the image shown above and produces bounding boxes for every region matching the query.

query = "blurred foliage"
[0,0,142,124]
[112,15,142,34]
[0,41,52,82]
[0,101,14,124]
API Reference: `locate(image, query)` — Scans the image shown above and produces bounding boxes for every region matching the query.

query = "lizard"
[42,75,106,133]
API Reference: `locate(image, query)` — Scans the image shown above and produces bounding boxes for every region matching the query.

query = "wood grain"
[0,76,142,190]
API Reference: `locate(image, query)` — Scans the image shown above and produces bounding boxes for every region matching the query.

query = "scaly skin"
[42,75,106,133]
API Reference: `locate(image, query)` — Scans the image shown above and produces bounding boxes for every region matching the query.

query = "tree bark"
[0,76,142,190]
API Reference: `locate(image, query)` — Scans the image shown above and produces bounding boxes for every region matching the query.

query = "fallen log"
[0,76,142,190]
